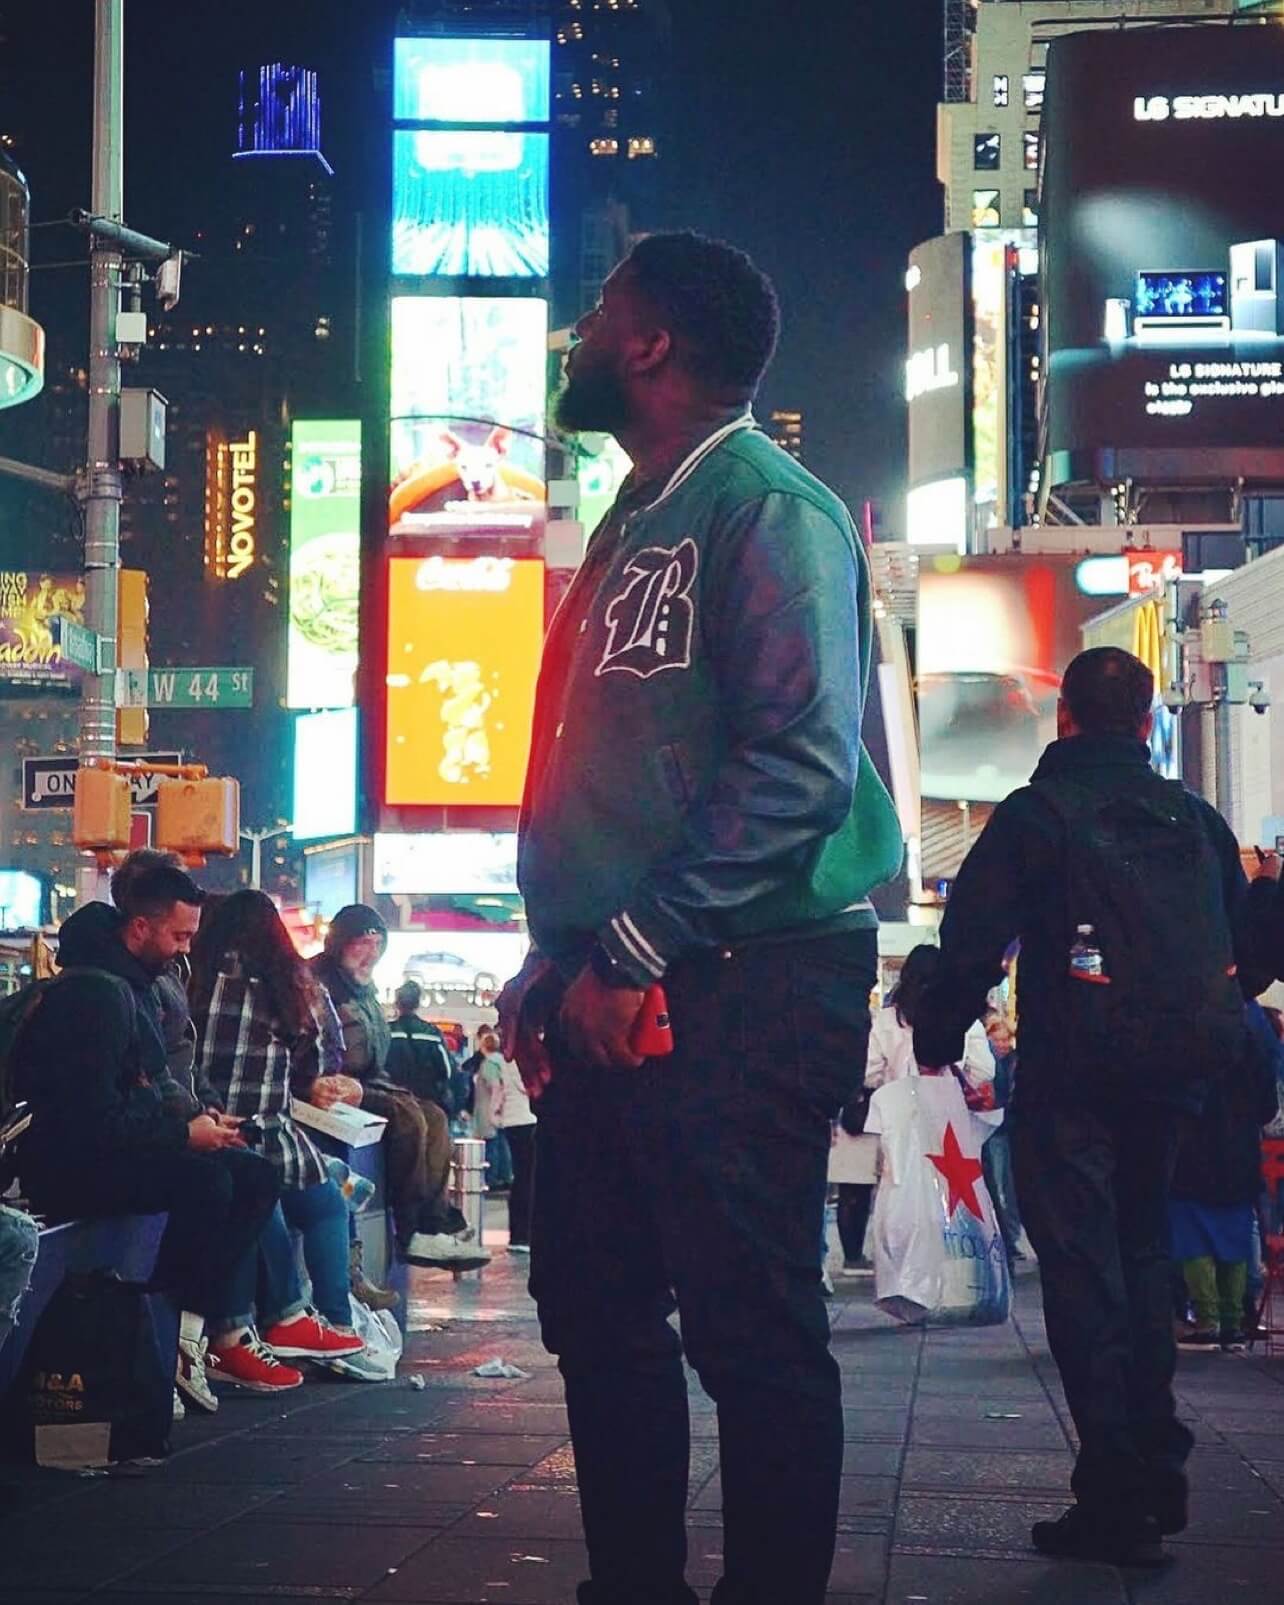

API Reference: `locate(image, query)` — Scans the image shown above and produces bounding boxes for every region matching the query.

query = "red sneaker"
[209,1331,304,1393]
[261,1311,366,1359]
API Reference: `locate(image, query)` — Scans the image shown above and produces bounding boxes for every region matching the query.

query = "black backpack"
[1035,775,1245,1090]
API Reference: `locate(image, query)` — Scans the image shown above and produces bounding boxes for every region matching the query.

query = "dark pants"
[530,931,877,1605]
[26,1146,278,1321]
[360,1087,454,1246]
[504,1122,536,1248]
[836,1183,873,1264]
[983,1129,1023,1265]
[1012,1102,1194,1530]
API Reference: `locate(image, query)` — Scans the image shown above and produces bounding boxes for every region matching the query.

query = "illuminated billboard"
[384,555,544,807]
[373,831,518,895]
[287,420,361,709]
[576,433,634,538]
[393,130,549,278]
[394,37,550,125]
[389,295,547,538]
[917,555,1103,805]
[1043,26,1284,482]
[906,233,972,493]
[0,571,86,694]
[293,708,358,841]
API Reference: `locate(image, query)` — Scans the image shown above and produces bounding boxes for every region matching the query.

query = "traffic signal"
[117,569,148,746]
[72,766,132,850]
[155,775,240,858]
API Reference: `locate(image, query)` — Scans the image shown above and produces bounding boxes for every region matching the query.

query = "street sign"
[52,615,102,675]
[22,753,182,812]
[147,667,253,709]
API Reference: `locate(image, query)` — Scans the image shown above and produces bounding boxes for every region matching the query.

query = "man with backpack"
[914,646,1247,1568]
[7,862,279,1337]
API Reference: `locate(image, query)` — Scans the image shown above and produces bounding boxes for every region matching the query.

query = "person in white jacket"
[830,945,995,1275]
[493,1054,537,1253]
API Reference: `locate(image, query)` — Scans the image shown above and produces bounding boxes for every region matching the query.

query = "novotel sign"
[1134,93,1284,122]
[226,431,257,580]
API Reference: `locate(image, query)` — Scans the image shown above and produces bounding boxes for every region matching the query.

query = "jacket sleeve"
[914,794,1039,1070]
[595,493,868,984]
[24,975,188,1159]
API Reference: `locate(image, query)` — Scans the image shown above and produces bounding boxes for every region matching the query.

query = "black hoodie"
[15,902,189,1196]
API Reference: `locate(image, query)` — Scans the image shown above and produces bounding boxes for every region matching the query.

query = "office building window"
[1024,132,1039,171]
[1023,191,1039,228]
[1023,72,1045,113]
[993,74,1009,108]
[972,189,1001,229]
[974,132,1001,171]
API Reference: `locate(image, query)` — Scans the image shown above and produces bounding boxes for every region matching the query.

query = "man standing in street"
[914,647,1247,1567]
[499,231,902,1605]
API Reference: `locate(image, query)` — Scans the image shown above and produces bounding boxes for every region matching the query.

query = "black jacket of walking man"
[498,232,902,1605]
[15,863,278,1322]
[914,646,1247,1568]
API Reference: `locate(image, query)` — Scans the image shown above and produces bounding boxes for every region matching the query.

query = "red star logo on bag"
[928,1121,985,1220]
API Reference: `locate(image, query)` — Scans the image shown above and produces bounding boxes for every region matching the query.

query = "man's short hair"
[625,231,780,397]
[395,979,422,1012]
[111,848,184,912]
[1061,647,1154,738]
[113,861,204,921]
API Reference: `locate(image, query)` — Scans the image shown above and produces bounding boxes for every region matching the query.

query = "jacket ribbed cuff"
[596,911,669,989]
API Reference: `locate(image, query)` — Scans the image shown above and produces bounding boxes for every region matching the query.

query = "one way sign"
[22,753,182,812]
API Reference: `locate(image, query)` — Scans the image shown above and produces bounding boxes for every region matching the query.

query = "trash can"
[449,1137,488,1274]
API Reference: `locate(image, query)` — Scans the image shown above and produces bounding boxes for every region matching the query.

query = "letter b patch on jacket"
[595,539,698,680]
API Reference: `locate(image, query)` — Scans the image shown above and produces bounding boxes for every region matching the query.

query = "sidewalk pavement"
[1,1243,1283,1604]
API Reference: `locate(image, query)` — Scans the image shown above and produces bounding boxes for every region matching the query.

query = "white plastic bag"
[325,1295,403,1381]
[866,1074,1010,1327]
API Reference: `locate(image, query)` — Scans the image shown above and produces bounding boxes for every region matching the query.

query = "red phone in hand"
[629,984,675,1058]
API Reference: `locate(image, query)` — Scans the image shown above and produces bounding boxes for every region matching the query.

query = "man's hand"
[1255,849,1283,884]
[188,1113,246,1151]
[560,965,646,1070]
[497,952,556,1061]
[210,1110,242,1132]
[311,1075,363,1110]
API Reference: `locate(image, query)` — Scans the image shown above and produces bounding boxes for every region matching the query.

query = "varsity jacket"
[517,419,903,986]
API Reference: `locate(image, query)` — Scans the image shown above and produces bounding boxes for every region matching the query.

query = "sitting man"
[310,905,488,1269]
[12,861,281,1377]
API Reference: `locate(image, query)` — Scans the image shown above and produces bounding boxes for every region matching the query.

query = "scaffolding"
[943,0,976,103]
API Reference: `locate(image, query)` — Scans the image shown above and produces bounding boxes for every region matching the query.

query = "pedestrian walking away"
[915,646,1249,1568]
[499,230,902,1605]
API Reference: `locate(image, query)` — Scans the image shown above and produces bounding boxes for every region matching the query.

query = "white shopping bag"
[866,1074,1011,1327]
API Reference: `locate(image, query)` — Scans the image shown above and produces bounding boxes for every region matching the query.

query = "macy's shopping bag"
[866,1074,1010,1327]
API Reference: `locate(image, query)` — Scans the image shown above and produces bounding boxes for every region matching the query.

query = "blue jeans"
[0,1205,39,1356]
[213,1181,350,1333]
[982,1129,1022,1263]
[487,1131,513,1188]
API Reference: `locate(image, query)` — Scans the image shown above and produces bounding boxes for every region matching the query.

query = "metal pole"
[77,0,125,907]
[1213,687,1235,827]
[252,835,262,890]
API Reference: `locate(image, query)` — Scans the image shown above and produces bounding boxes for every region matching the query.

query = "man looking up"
[499,231,903,1605]
[915,647,1247,1567]
[13,863,278,1344]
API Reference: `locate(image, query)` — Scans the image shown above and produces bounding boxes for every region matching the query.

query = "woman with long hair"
[189,890,366,1368]
[829,945,995,1277]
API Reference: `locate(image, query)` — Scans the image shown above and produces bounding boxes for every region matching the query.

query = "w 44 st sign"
[125,667,254,709]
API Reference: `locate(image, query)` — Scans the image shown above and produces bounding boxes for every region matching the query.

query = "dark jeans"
[360,1087,453,1246]
[982,1129,1022,1264]
[504,1122,536,1248]
[25,1146,278,1321]
[836,1183,873,1264]
[530,930,877,1605]
[1012,1102,1194,1529]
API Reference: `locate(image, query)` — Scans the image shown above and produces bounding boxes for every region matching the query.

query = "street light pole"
[76,0,125,907]
[240,826,293,890]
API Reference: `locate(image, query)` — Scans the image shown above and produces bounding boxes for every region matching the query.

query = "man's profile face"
[555,263,643,436]
[128,900,202,976]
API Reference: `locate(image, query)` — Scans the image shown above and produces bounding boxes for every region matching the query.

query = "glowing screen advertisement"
[394,37,550,125]
[373,831,518,895]
[288,421,361,708]
[384,555,544,808]
[393,130,549,278]
[917,555,1103,805]
[1043,26,1284,471]
[389,295,547,538]
[293,708,358,842]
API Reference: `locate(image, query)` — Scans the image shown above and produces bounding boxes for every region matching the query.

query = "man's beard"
[554,357,633,436]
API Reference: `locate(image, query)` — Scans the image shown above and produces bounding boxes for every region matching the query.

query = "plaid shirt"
[193,960,327,1190]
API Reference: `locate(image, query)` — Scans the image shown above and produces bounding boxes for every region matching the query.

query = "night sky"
[3,0,942,525]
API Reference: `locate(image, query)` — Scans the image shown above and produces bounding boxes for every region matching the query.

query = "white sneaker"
[404,1228,491,1270]
[821,1269,835,1298]
[172,1388,186,1422]
[176,1334,220,1414]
